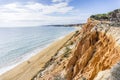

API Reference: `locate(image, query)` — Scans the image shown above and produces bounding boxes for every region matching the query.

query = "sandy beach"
[0,32,75,80]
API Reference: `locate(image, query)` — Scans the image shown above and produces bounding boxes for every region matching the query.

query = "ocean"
[0,26,75,74]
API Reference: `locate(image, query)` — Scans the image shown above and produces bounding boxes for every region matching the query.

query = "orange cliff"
[66,19,120,80]
[32,19,120,80]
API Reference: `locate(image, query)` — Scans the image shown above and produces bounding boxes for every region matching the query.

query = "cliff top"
[90,9,120,22]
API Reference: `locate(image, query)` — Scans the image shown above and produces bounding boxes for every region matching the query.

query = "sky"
[0,0,120,27]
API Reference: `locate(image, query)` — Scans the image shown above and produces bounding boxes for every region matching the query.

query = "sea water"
[0,26,75,74]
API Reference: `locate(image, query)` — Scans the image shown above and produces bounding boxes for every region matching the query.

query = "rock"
[110,62,120,80]
[109,9,120,22]
[94,70,110,80]
[94,62,120,80]
[66,19,120,80]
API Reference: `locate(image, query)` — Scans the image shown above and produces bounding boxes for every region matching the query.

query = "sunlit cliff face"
[66,19,120,80]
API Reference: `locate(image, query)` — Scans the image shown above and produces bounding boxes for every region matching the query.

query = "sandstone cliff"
[66,19,120,80]
[32,19,120,80]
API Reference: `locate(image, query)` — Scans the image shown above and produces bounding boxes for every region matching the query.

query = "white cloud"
[0,2,86,27]
[0,2,73,14]
[52,0,65,3]
[52,0,70,3]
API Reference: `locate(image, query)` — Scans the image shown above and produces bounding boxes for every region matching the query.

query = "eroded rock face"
[32,19,120,80]
[66,19,120,80]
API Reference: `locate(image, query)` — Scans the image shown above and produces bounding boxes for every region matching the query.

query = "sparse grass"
[63,47,71,58]
[75,30,79,34]
[69,41,74,45]
[74,30,80,37]
[43,57,54,69]
[65,41,74,47]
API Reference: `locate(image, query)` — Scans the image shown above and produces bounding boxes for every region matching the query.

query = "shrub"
[63,47,71,57]
[90,14,109,20]
[74,30,79,37]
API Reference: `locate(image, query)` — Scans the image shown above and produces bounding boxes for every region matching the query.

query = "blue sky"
[0,0,120,27]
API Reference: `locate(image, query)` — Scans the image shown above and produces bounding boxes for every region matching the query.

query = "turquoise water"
[0,26,75,74]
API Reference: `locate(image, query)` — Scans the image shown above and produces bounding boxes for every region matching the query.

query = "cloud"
[0,12,87,27]
[52,0,65,3]
[0,1,86,27]
[0,2,73,14]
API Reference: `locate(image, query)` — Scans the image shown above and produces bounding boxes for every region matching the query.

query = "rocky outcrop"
[109,9,120,27]
[94,62,120,80]
[110,62,120,80]
[109,9,120,22]
[94,70,110,80]
[66,19,120,80]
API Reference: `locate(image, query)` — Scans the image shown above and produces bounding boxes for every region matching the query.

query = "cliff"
[66,19,120,80]
[32,19,120,80]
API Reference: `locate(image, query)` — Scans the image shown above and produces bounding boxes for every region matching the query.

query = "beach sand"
[0,32,75,80]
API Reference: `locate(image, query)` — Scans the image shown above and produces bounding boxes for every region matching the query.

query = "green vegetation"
[90,13,109,20]
[69,41,74,45]
[43,57,54,69]
[108,11,113,15]
[63,47,71,58]
[66,41,73,46]
[90,9,120,20]
[74,30,80,37]
[65,40,74,47]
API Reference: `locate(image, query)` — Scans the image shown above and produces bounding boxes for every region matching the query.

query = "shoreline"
[0,31,75,80]
[0,34,68,75]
